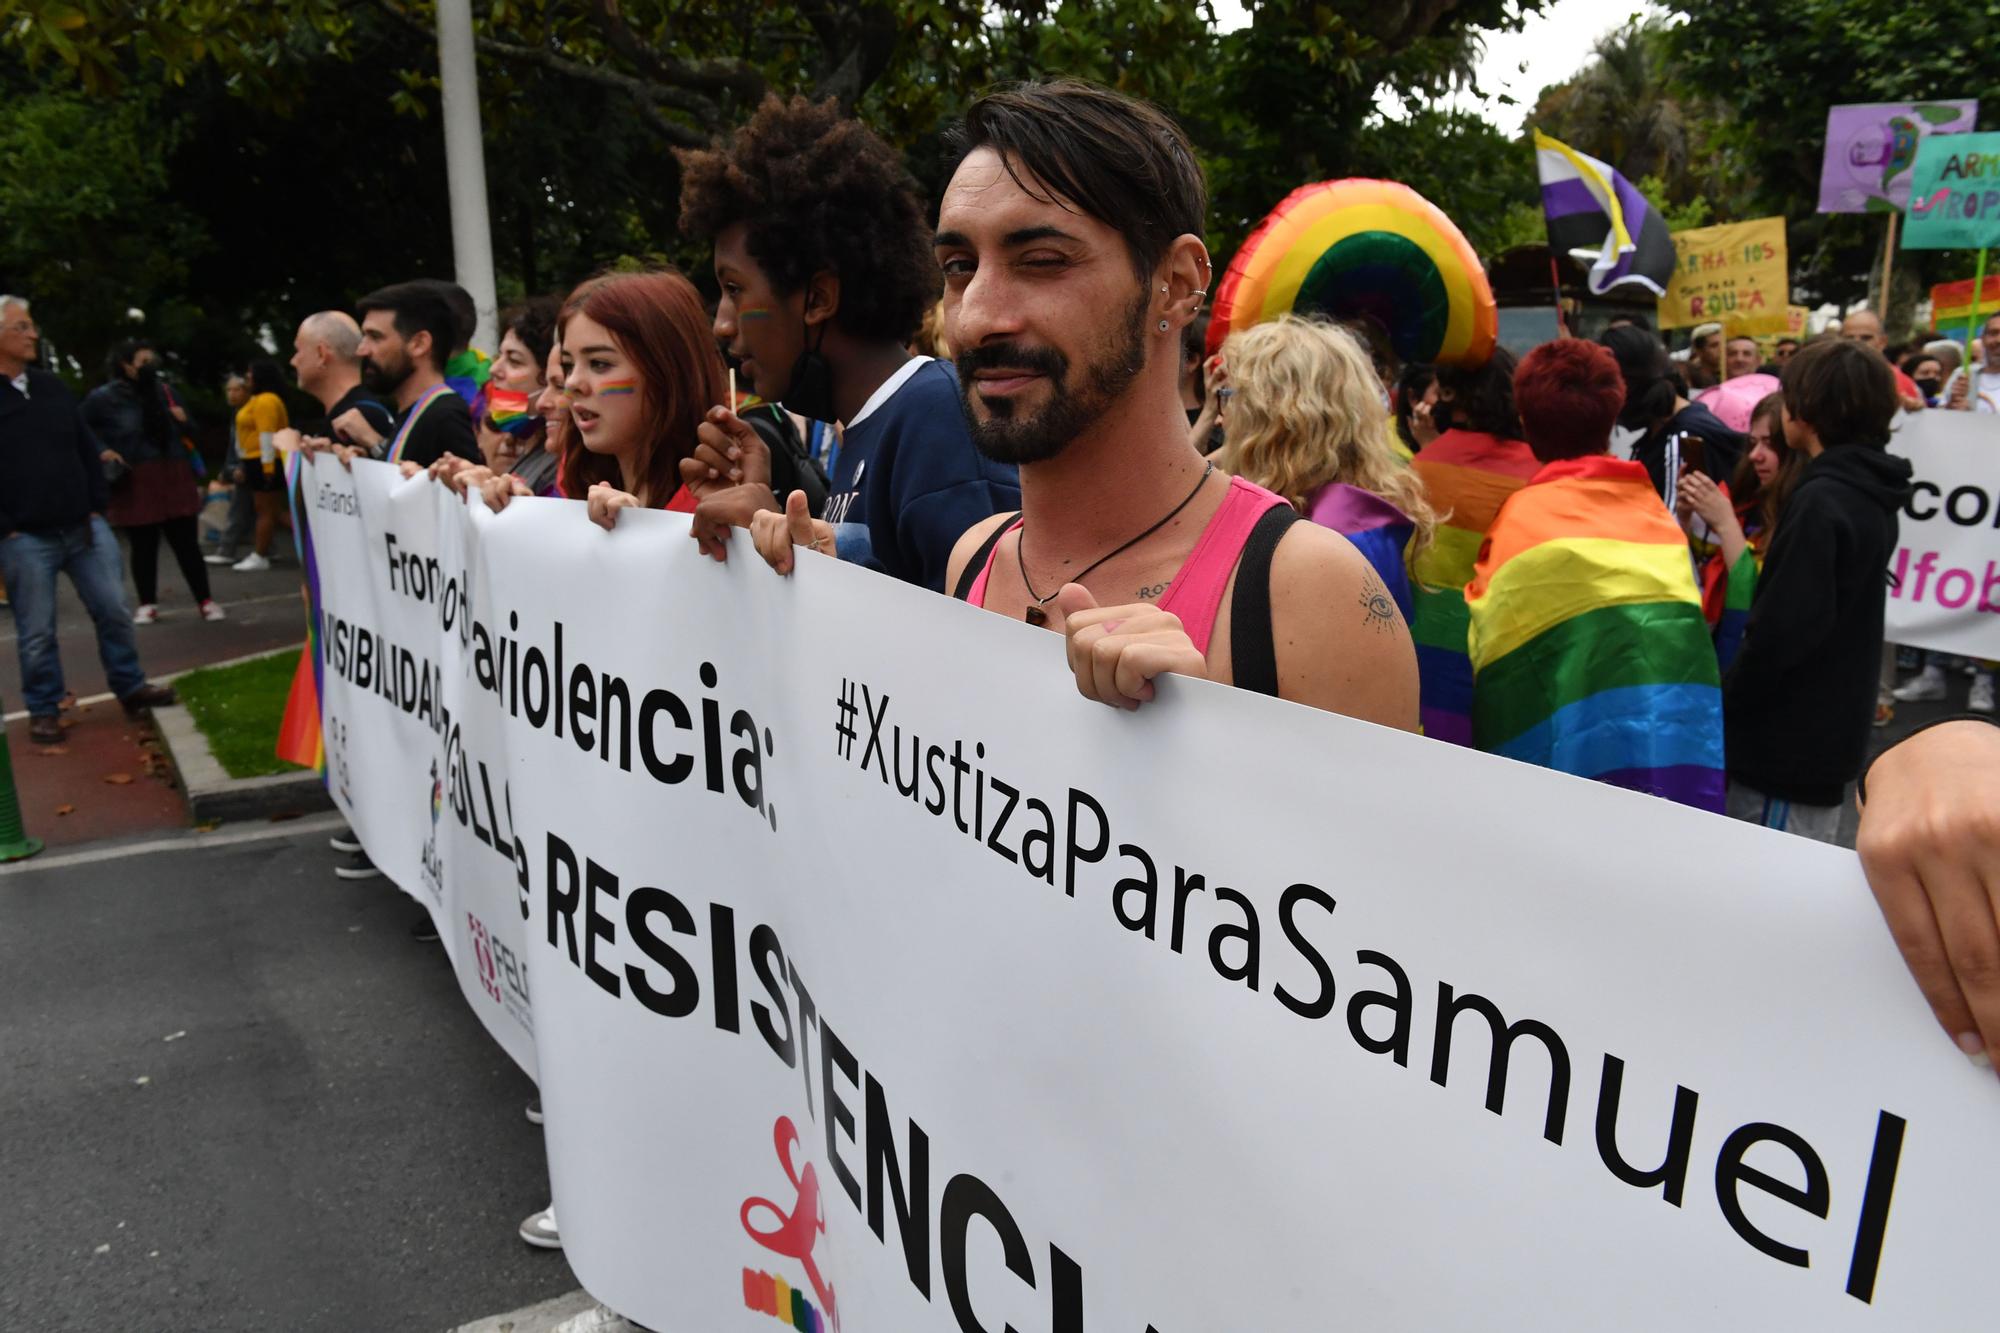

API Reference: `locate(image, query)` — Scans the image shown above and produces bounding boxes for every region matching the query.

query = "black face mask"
[1430,400,1456,435]
[133,363,159,390]
[781,317,837,424]
[1916,377,1943,398]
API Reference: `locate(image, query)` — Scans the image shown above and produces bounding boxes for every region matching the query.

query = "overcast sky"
[1208,0,1657,136]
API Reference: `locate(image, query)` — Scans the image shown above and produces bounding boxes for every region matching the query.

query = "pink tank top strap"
[964,517,1023,608]
[963,477,1287,654]
[1155,475,1289,655]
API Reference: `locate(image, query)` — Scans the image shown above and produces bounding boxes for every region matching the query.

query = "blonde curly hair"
[1215,315,1437,566]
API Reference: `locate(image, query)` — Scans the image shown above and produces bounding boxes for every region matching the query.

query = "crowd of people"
[5,78,1998,1273]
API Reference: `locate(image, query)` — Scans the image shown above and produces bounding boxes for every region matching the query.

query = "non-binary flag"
[1533,131,1677,297]
[1466,455,1724,812]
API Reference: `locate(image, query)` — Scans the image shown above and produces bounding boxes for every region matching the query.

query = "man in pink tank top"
[747,81,1416,726]
[936,83,1415,723]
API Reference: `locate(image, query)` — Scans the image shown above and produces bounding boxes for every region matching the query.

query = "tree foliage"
[1,0,1557,389]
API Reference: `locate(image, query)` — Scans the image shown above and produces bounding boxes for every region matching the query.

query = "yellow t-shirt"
[234,392,288,466]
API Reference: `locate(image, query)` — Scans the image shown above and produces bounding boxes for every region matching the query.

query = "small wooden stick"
[728,367,737,415]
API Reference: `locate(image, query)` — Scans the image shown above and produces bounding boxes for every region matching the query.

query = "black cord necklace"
[1017,461,1214,626]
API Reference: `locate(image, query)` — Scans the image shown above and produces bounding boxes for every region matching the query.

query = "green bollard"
[0,724,44,862]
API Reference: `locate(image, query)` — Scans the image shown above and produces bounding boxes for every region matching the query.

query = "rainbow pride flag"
[1701,548,1759,672]
[1466,455,1723,812]
[1408,430,1541,744]
[276,449,327,775]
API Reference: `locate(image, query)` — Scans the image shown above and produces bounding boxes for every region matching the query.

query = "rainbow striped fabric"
[277,449,326,775]
[1408,429,1542,745]
[1306,482,1416,624]
[1465,455,1723,811]
[1701,548,1759,671]
[485,387,537,437]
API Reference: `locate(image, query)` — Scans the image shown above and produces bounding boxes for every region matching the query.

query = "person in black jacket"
[0,296,176,745]
[1722,338,1914,841]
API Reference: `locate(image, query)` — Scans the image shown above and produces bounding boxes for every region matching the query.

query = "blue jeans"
[0,518,147,717]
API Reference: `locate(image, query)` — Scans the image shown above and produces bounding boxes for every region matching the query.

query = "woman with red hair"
[1463,338,1725,811]
[542,269,726,525]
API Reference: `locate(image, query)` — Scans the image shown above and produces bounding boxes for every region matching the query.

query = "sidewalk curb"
[452,1289,642,1333]
[153,702,331,824]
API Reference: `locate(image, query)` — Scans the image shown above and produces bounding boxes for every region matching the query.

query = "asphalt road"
[0,819,578,1332]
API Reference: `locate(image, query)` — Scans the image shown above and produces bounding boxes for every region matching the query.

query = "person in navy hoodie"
[675,94,1018,591]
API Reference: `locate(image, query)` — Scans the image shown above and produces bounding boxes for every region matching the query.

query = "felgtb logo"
[467,913,501,1003]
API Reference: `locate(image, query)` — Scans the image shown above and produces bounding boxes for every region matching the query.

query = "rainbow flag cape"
[1466,455,1723,812]
[275,449,327,775]
[1408,430,1541,744]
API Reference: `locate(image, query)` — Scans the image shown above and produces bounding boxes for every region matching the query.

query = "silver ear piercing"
[1158,320,1170,331]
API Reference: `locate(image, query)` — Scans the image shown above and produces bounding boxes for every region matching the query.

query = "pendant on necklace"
[1025,605,1048,627]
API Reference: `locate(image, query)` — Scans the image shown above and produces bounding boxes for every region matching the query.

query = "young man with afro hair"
[676,94,1018,591]
[1464,338,1725,811]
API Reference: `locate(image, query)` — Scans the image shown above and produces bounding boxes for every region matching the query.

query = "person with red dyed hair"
[1464,338,1725,811]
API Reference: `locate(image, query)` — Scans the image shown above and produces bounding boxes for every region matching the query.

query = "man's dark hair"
[677,95,935,344]
[502,296,561,371]
[944,79,1207,283]
[356,281,457,373]
[1435,346,1522,438]
[1775,336,1801,350]
[1780,338,1897,445]
[247,358,286,397]
[420,280,476,353]
[104,337,154,381]
[1599,323,1676,428]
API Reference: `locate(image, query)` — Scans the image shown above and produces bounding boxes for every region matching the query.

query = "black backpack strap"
[1228,503,1300,698]
[951,514,1020,602]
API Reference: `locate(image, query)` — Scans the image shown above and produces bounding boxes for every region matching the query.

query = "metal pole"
[436,0,498,354]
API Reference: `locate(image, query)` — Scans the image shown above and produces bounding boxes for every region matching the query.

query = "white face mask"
[1608,423,1644,461]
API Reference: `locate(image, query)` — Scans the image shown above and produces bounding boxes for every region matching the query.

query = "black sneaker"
[328,825,362,854]
[409,913,440,942]
[525,1097,543,1125]
[333,851,382,880]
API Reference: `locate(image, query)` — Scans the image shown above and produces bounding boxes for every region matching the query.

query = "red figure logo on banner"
[740,1116,839,1330]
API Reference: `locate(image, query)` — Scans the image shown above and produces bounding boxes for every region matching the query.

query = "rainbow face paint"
[738,307,774,321]
[596,379,638,397]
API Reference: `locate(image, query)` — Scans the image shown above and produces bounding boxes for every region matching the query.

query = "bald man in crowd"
[283,310,396,453]
[1841,311,1925,412]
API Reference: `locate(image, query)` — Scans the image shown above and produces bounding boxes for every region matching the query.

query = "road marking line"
[0,811,346,876]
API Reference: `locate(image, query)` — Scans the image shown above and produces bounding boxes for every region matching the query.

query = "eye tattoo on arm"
[1358,568,1398,634]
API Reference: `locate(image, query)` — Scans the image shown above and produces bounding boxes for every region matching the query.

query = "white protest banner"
[303,458,536,1076]
[1887,410,2000,659]
[298,456,1999,1331]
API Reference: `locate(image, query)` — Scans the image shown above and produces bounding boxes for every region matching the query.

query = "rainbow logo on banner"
[742,1269,827,1332]
[1207,177,1497,367]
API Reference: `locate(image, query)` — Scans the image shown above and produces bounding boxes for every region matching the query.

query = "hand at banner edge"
[1856,717,2000,1076]
[1054,583,1206,711]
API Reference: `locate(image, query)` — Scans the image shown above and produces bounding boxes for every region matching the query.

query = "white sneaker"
[519,1206,562,1249]
[1892,665,1947,702]
[200,599,227,621]
[132,604,158,625]
[1971,675,1996,714]
[231,553,271,572]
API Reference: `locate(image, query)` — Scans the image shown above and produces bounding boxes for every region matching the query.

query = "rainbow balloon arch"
[1207,178,1498,369]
